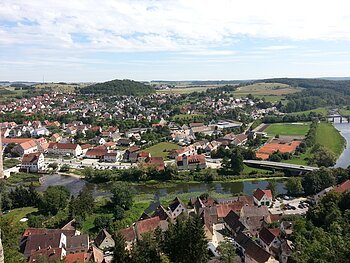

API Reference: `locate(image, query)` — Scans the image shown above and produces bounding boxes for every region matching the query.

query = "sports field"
[265,123,310,136]
[144,142,181,158]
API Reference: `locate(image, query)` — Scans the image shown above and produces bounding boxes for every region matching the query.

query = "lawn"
[315,122,345,156]
[284,149,312,165]
[6,172,41,186]
[288,107,328,116]
[265,123,310,136]
[3,207,38,223]
[3,158,20,169]
[144,142,180,159]
[339,108,350,116]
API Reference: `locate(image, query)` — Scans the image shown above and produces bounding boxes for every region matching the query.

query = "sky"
[1,0,350,82]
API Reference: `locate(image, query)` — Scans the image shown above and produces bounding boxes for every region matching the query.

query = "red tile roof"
[135,216,160,239]
[253,188,272,201]
[333,179,350,193]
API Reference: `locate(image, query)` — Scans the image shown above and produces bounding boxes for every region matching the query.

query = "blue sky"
[1,0,350,82]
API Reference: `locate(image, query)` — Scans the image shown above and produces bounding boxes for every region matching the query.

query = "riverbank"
[316,122,346,157]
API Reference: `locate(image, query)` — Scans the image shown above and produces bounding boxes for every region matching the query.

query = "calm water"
[36,174,286,199]
[334,118,350,168]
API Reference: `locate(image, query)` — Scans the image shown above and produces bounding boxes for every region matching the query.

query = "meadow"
[315,122,345,156]
[144,142,181,158]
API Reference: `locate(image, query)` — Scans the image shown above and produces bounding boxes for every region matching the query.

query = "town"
[1,78,350,263]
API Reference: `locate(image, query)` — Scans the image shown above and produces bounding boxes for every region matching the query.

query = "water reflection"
[37,174,286,200]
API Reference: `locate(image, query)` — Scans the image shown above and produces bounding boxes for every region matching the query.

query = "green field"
[315,122,345,156]
[156,85,219,94]
[172,113,206,122]
[265,123,310,136]
[288,107,328,116]
[3,207,38,223]
[233,82,301,97]
[144,142,181,158]
[339,108,350,116]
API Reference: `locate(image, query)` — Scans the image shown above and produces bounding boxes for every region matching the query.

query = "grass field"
[288,107,328,116]
[315,122,345,156]
[144,142,181,158]
[284,149,312,165]
[172,113,206,121]
[3,158,20,169]
[233,82,301,97]
[3,207,38,223]
[0,88,26,102]
[265,123,310,136]
[339,108,350,116]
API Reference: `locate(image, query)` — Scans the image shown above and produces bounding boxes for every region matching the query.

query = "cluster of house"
[108,188,291,263]
[19,221,109,263]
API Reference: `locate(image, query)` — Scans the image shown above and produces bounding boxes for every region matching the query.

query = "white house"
[21,152,45,173]
[168,197,187,219]
[32,127,50,137]
[47,143,83,157]
[253,188,273,207]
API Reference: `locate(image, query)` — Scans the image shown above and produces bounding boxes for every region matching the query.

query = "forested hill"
[258,78,350,113]
[260,78,350,92]
[80,79,154,96]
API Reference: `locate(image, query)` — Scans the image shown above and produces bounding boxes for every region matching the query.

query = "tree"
[69,187,94,219]
[39,186,70,215]
[59,164,70,172]
[267,181,278,198]
[230,148,244,175]
[286,177,303,195]
[218,241,237,263]
[302,168,335,195]
[131,233,163,263]
[309,146,336,167]
[111,183,134,210]
[94,215,113,230]
[112,232,130,263]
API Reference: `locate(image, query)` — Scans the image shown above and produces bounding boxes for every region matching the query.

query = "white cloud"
[1,0,350,52]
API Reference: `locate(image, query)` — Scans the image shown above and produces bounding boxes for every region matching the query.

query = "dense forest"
[261,78,350,112]
[80,79,154,96]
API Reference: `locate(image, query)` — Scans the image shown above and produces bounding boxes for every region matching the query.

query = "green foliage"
[285,177,303,195]
[39,186,70,215]
[229,148,244,175]
[162,216,209,263]
[69,187,94,219]
[93,214,113,231]
[302,168,336,195]
[111,182,134,210]
[112,232,130,263]
[218,241,237,263]
[131,233,163,263]
[8,185,39,208]
[309,145,336,167]
[80,79,154,96]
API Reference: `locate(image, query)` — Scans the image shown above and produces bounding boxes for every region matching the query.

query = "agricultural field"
[172,113,206,122]
[144,142,181,159]
[315,122,345,156]
[0,87,26,102]
[265,123,310,137]
[233,82,302,97]
[156,85,221,94]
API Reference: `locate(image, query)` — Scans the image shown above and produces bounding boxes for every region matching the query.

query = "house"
[134,216,168,240]
[91,136,106,145]
[240,206,270,236]
[142,157,165,171]
[258,227,281,253]
[85,148,107,159]
[253,188,273,206]
[234,232,278,263]
[117,138,135,147]
[20,152,45,173]
[13,139,38,156]
[119,227,137,250]
[66,234,90,254]
[223,210,246,236]
[168,197,187,219]
[51,133,62,142]
[64,252,91,263]
[176,154,207,170]
[137,151,151,162]
[32,127,50,137]
[94,229,115,250]
[123,146,140,161]
[47,143,83,157]
[103,152,119,162]
[29,247,65,263]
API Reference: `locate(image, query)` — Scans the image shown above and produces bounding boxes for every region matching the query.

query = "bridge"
[327,115,350,123]
[243,160,319,174]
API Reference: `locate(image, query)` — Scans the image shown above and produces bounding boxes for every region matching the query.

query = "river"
[36,174,287,200]
[333,118,350,168]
